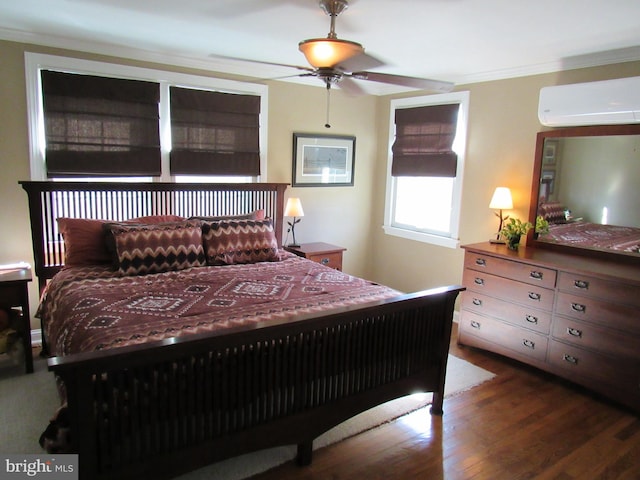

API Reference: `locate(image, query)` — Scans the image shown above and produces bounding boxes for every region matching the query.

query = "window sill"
[383,225,460,249]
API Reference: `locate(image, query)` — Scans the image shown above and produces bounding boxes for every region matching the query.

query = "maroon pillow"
[108,220,206,276]
[57,218,112,267]
[201,219,279,265]
[539,202,566,224]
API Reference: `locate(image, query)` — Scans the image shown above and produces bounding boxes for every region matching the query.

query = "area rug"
[0,353,495,479]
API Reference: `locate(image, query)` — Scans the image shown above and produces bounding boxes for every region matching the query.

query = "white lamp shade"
[284,197,304,217]
[489,187,513,210]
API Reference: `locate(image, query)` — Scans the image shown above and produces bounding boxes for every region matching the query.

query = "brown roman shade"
[391,103,459,177]
[41,70,161,177]
[169,86,261,176]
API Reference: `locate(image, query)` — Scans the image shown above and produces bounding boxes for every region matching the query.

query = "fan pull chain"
[325,83,331,128]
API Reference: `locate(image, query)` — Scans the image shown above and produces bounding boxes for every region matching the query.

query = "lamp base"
[287,243,301,248]
[489,239,506,244]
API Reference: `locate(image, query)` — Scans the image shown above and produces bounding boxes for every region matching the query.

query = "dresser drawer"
[548,340,640,392]
[465,252,557,289]
[557,271,640,307]
[555,292,640,335]
[459,311,548,362]
[461,291,551,334]
[463,269,555,311]
[552,316,639,359]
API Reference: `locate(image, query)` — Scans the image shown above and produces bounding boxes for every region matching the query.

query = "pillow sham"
[201,218,279,265]
[539,202,566,224]
[108,220,206,276]
[57,218,112,267]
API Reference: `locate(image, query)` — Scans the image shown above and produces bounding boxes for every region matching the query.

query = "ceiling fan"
[293,0,454,96]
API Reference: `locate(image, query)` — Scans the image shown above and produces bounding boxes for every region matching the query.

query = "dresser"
[458,242,640,412]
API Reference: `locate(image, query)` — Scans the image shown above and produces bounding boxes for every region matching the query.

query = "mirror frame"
[527,123,640,264]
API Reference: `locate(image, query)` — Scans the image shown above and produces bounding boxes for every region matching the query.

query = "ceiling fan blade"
[337,76,368,96]
[335,52,385,73]
[352,71,454,93]
[209,53,314,73]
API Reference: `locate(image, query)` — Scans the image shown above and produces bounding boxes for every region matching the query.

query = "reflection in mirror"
[529,124,640,260]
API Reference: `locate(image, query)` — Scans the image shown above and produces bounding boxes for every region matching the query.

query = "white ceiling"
[1,0,640,94]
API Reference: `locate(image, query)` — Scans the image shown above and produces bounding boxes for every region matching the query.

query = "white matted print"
[292,133,355,186]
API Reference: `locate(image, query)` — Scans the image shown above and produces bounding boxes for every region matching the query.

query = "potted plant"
[534,215,549,238]
[500,218,533,250]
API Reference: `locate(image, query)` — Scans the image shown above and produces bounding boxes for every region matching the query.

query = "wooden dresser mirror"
[527,124,640,263]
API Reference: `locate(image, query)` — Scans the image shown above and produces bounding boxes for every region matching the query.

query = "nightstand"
[0,267,33,373]
[284,242,346,271]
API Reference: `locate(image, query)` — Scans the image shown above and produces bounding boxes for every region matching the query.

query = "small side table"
[284,242,346,271]
[0,267,33,373]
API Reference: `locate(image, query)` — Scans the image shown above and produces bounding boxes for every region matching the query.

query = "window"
[25,53,268,182]
[383,91,469,248]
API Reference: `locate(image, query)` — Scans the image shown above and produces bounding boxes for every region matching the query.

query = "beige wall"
[369,62,640,293]
[0,40,379,328]
[1,38,638,329]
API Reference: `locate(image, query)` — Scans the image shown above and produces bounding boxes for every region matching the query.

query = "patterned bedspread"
[39,252,401,356]
[543,221,640,253]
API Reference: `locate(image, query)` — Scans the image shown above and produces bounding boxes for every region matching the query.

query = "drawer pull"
[470,320,481,330]
[528,292,541,301]
[574,280,589,290]
[529,270,543,280]
[563,354,579,365]
[474,277,485,286]
[475,258,487,267]
[525,314,538,324]
[321,258,330,265]
[567,327,583,338]
[571,303,586,313]
[523,339,535,349]
[472,298,483,306]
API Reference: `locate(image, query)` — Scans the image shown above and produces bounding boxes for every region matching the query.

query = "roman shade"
[391,103,459,177]
[169,86,261,176]
[41,70,161,177]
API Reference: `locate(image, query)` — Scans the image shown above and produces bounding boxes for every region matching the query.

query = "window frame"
[24,53,268,182]
[383,91,470,249]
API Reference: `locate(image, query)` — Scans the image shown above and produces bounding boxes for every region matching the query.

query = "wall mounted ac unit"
[538,76,640,126]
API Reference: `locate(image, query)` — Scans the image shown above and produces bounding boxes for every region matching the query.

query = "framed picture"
[543,140,558,165]
[541,169,556,194]
[292,133,355,187]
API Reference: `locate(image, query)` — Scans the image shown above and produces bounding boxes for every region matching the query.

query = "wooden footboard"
[49,285,462,480]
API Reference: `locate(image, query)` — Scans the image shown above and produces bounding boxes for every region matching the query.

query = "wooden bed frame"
[21,181,463,480]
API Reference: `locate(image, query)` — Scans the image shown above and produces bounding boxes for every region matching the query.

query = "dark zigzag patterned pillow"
[201,219,279,265]
[109,220,206,276]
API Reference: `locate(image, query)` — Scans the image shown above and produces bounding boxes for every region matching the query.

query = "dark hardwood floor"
[253,323,640,479]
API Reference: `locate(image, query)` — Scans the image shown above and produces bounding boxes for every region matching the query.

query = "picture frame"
[292,133,355,187]
[541,169,556,194]
[543,140,558,165]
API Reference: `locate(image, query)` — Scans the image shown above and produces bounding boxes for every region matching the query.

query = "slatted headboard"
[20,181,288,291]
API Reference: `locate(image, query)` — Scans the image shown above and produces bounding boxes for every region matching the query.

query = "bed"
[21,181,463,480]
[537,202,640,254]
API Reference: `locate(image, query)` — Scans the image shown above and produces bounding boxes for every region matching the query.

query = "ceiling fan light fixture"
[298,38,363,68]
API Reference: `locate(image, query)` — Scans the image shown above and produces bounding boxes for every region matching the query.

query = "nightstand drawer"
[306,252,343,270]
[285,242,346,271]
[0,284,25,306]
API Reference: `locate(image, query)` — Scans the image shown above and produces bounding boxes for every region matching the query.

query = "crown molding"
[2,27,640,95]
